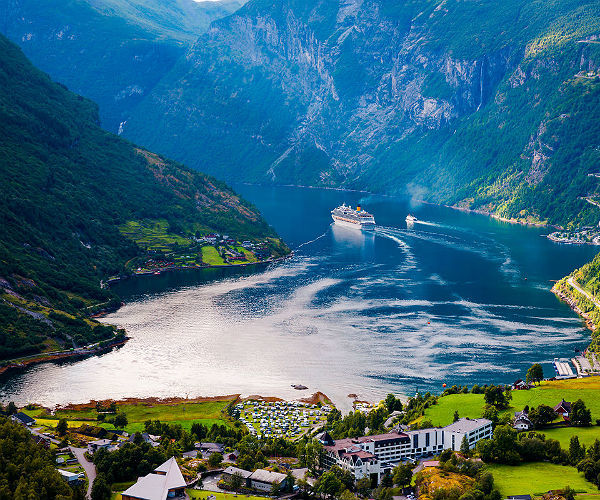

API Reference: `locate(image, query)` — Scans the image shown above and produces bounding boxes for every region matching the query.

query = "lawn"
[540,426,600,448]
[202,246,225,266]
[28,398,235,434]
[486,462,596,496]
[186,490,267,500]
[421,393,485,426]
[422,378,600,427]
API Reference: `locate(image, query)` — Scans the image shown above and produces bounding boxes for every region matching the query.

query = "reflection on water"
[0,186,598,410]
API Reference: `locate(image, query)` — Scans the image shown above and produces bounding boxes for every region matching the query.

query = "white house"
[513,411,532,431]
[87,439,113,454]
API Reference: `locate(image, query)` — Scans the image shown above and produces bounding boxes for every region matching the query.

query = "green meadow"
[25,398,235,434]
[486,463,595,496]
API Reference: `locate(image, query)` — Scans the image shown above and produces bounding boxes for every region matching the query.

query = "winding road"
[567,277,600,309]
[70,446,97,500]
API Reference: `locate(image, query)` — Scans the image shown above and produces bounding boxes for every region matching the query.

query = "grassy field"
[119,219,191,252]
[111,486,269,500]
[202,246,225,265]
[422,378,600,427]
[186,490,267,500]
[486,463,595,496]
[26,398,235,433]
[541,425,600,447]
[576,495,600,500]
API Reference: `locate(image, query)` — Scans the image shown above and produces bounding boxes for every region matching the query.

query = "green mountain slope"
[0,0,245,132]
[121,0,600,229]
[0,34,286,361]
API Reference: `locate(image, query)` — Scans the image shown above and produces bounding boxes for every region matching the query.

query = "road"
[29,427,60,445]
[71,446,97,500]
[567,277,600,309]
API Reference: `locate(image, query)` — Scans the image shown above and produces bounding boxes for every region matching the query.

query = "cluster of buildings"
[319,418,493,483]
[86,431,160,455]
[512,399,574,431]
[233,400,331,439]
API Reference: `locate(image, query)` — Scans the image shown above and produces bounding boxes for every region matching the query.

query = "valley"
[1,1,600,499]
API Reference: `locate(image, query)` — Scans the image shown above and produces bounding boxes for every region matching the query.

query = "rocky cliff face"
[124,0,522,185]
[123,0,600,227]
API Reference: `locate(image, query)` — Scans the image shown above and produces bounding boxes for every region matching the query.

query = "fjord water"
[1,186,598,410]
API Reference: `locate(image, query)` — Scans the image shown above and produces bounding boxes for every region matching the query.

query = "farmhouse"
[512,380,531,390]
[121,457,186,500]
[320,418,492,484]
[513,411,532,431]
[196,442,225,455]
[223,466,253,487]
[11,412,35,426]
[554,399,572,421]
[87,439,113,454]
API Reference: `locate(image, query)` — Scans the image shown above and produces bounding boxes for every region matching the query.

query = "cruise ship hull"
[332,215,375,231]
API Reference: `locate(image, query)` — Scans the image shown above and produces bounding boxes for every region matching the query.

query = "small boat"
[153,271,161,275]
[406,214,417,223]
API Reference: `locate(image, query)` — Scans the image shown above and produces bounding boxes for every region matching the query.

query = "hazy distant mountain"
[122,0,600,228]
[0,0,245,132]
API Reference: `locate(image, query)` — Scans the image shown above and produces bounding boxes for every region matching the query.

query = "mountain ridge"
[0,33,286,361]
[120,0,600,229]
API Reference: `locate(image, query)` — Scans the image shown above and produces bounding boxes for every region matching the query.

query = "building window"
[413,435,418,448]
[425,433,430,447]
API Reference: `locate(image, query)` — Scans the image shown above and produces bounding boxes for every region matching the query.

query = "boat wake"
[295,227,330,250]
[413,220,440,227]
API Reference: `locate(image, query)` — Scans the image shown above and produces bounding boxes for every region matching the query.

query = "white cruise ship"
[331,204,376,230]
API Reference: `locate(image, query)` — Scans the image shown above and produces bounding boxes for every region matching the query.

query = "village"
[131,233,276,275]
[547,227,600,245]
[3,370,600,500]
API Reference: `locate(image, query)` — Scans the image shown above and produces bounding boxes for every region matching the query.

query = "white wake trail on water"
[374,226,417,270]
[295,227,330,250]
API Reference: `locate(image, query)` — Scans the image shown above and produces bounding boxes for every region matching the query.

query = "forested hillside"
[0,34,285,360]
[0,417,80,498]
[0,0,244,132]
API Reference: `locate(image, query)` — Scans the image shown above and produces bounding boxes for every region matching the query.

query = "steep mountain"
[0,0,245,133]
[122,0,600,228]
[0,34,286,361]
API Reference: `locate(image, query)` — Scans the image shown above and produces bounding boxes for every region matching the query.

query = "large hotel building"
[319,417,493,483]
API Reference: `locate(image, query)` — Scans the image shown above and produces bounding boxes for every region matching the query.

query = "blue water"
[1,185,597,410]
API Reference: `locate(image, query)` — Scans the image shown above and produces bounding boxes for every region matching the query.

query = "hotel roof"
[249,469,287,485]
[442,418,492,433]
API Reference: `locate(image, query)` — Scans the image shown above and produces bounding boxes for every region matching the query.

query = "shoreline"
[108,252,293,285]
[552,285,597,332]
[28,390,336,414]
[0,336,130,378]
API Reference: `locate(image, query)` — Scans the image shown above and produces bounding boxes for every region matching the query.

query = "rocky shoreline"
[552,282,599,332]
[0,336,130,377]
